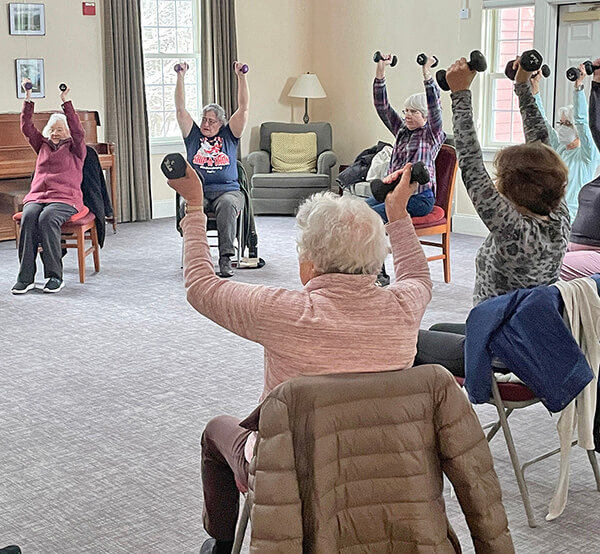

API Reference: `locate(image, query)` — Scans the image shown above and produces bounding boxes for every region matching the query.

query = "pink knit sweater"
[182,212,432,403]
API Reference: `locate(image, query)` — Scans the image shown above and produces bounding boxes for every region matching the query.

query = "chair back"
[259,122,332,156]
[433,144,458,212]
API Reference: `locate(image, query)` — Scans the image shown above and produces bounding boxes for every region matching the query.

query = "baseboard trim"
[152,199,175,219]
[452,213,489,237]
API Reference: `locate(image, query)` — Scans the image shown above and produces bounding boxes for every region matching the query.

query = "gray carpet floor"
[1,216,599,553]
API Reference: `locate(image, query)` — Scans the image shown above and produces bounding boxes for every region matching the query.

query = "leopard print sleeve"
[514,82,549,145]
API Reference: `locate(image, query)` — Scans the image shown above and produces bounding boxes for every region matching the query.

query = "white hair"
[202,103,227,126]
[558,104,574,123]
[296,192,389,275]
[42,113,69,138]
[404,93,427,117]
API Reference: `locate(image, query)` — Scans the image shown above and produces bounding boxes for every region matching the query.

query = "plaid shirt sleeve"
[373,78,405,136]
[425,77,444,143]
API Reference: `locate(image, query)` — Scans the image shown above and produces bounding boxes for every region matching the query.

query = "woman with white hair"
[12,80,87,294]
[367,53,446,284]
[532,63,600,220]
[166,159,432,554]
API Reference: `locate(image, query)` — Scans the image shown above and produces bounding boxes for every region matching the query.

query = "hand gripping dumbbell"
[504,54,550,81]
[160,152,188,180]
[435,50,487,91]
[370,162,430,203]
[59,83,67,92]
[174,63,189,73]
[416,53,439,68]
[232,62,249,74]
[23,82,33,91]
[373,51,398,67]
[566,60,600,82]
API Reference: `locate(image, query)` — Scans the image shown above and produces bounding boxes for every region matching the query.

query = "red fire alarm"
[82,2,96,16]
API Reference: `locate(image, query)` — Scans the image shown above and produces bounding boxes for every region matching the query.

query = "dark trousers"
[204,191,244,259]
[366,190,435,222]
[201,415,251,541]
[17,202,77,283]
[415,323,466,377]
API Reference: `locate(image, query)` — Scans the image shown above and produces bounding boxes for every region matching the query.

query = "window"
[481,5,535,147]
[141,0,201,142]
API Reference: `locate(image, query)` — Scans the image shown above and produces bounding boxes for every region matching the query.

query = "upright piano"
[0,110,117,242]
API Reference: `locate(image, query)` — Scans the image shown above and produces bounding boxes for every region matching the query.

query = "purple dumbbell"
[174,63,186,73]
[59,83,67,92]
[232,62,249,74]
[24,82,33,90]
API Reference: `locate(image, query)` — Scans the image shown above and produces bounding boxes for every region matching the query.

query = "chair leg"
[236,207,244,267]
[442,231,451,283]
[232,494,250,554]
[587,450,600,491]
[491,379,537,527]
[76,227,86,283]
[91,225,100,272]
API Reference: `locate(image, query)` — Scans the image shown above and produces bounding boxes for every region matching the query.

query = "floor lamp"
[288,73,327,124]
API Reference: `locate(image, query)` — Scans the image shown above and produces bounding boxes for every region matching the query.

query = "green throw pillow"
[270,132,318,173]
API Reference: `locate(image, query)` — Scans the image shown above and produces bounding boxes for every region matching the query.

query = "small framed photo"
[16,58,45,99]
[9,3,46,36]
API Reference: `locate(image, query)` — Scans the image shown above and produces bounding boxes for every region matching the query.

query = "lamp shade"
[288,73,327,99]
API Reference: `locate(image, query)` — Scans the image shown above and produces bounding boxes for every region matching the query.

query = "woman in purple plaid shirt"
[367,53,446,285]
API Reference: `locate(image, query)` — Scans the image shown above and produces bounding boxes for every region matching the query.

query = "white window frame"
[480,3,536,150]
[141,0,201,149]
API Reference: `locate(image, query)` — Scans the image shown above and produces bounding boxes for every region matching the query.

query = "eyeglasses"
[557,120,573,127]
[402,108,422,116]
[201,117,220,126]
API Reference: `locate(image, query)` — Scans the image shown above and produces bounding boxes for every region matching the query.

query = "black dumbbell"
[584,60,600,75]
[505,60,550,80]
[416,53,439,68]
[232,62,249,74]
[435,50,487,91]
[160,153,187,180]
[370,162,430,203]
[566,60,600,82]
[374,51,398,67]
[59,83,67,92]
[23,82,33,90]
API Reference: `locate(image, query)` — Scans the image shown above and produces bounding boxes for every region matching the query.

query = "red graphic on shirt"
[193,136,230,170]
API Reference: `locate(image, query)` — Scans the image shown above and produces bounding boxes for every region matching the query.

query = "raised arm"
[60,86,86,161]
[514,63,549,145]
[20,79,44,153]
[590,58,600,149]
[228,62,249,139]
[572,83,598,163]
[531,72,559,148]
[174,62,194,138]
[373,56,405,136]
[422,56,444,137]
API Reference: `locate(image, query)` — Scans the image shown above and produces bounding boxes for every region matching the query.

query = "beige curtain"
[201,0,238,118]
[103,0,152,222]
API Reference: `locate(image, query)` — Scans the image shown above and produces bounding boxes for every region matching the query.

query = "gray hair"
[404,92,427,117]
[296,192,389,275]
[558,104,574,124]
[202,103,227,126]
[42,113,69,138]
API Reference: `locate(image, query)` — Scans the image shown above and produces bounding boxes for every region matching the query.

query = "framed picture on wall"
[15,58,45,99]
[9,3,46,36]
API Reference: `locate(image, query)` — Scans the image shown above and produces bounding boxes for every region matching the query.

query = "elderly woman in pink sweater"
[167,161,432,554]
[12,80,87,295]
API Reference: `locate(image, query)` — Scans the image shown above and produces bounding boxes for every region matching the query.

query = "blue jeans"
[365,190,435,223]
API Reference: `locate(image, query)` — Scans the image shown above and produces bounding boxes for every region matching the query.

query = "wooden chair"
[411,144,458,283]
[13,210,100,283]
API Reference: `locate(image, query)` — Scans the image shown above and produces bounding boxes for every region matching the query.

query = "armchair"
[248,122,337,214]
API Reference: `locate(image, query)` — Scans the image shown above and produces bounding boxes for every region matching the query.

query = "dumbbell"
[160,153,187,180]
[504,60,550,80]
[435,50,487,91]
[232,62,249,74]
[373,51,398,67]
[567,60,600,81]
[59,83,67,92]
[23,82,33,90]
[174,63,188,73]
[416,53,439,68]
[370,162,430,203]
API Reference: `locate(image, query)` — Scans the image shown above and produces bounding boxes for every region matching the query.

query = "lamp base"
[303,98,309,124]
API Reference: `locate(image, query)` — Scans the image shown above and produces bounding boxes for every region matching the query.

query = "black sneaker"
[218,256,234,278]
[199,538,216,554]
[43,277,64,293]
[11,281,35,295]
[0,546,22,554]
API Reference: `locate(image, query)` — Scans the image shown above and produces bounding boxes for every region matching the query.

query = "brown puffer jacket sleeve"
[434,370,515,553]
[248,397,303,553]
